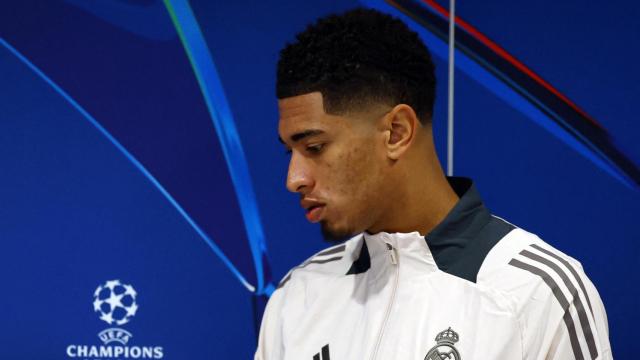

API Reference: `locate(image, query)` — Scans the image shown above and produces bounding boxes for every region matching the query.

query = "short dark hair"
[276,8,436,123]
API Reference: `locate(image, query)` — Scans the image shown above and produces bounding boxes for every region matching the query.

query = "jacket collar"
[425,176,514,282]
[347,177,514,282]
[426,176,491,248]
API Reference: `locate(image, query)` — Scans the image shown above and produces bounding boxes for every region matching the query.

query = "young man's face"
[278,92,390,241]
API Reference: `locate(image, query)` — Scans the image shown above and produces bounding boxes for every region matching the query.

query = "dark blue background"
[1,0,637,358]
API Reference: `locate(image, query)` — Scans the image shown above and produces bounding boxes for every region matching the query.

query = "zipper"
[369,243,400,360]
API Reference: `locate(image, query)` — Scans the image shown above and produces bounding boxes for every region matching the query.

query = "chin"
[320,220,357,243]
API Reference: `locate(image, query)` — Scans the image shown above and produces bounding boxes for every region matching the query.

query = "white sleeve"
[543,274,612,360]
[586,276,613,360]
[254,289,286,360]
[481,237,613,360]
[520,264,613,360]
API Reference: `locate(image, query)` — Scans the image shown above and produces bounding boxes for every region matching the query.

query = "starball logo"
[65,280,164,359]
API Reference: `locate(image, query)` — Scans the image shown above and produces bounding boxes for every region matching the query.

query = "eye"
[306,143,324,154]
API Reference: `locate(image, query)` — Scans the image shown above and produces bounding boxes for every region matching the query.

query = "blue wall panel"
[1,44,253,358]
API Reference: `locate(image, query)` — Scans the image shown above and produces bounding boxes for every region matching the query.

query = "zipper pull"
[386,243,397,265]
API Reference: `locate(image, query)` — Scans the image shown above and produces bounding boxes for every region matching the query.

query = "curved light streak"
[361,0,639,190]
[0,37,255,293]
[163,0,271,294]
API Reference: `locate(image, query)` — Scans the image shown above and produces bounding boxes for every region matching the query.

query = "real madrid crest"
[424,327,461,360]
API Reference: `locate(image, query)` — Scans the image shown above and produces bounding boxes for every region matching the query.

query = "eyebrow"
[278,129,325,144]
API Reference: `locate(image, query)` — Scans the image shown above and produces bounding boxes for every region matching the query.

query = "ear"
[381,104,420,160]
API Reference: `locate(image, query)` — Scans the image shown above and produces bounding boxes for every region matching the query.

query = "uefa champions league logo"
[65,279,163,359]
[94,280,139,326]
[93,280,138,345]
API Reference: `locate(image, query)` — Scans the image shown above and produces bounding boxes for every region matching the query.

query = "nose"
[286,152,314,194]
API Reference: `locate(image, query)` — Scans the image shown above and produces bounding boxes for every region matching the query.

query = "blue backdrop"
[1,0,637,358]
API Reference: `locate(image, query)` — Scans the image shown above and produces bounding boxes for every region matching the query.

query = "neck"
[368,132,459,236]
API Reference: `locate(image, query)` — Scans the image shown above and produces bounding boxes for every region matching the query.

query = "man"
[256,8,612,360]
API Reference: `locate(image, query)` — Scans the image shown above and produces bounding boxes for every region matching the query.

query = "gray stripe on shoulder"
[521,249,598,359]
[531,244,594,317]
[277,254,344,290]
[509,258,586,360]
[316,244,346,257]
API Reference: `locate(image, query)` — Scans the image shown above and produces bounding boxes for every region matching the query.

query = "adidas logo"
[312,344,330,360]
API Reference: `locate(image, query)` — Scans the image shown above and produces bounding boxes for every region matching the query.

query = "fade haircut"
[276,8,436,123]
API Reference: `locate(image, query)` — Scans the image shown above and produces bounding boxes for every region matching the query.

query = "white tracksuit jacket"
[255,177,612,360]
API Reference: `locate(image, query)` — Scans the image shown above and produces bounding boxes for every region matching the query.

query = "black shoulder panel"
[346,239,370,275]
[425,177,516,283]
[431,216,515,282]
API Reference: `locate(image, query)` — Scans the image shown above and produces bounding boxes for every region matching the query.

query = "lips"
[305,205,325,223]
[301,199,325,223]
